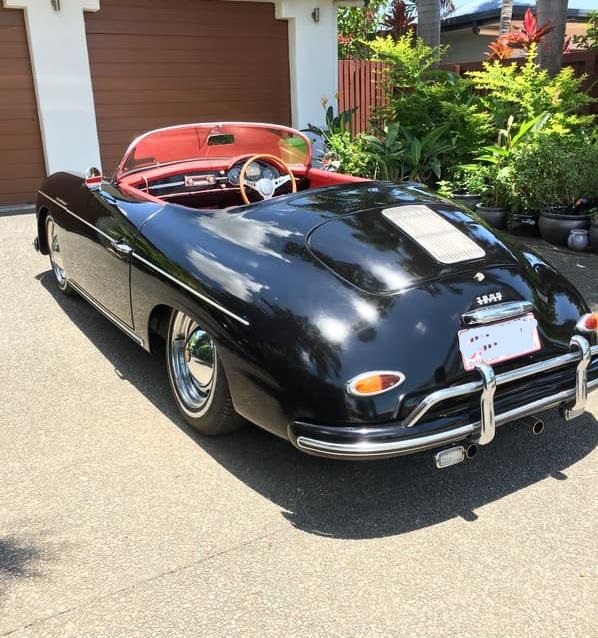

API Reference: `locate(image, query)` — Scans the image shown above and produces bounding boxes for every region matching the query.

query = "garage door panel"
[2,162,47,180]
[2,148,47,165]
[0,103,39,120]
[86,19,283,39]
[91,61,287,80]
[86,0,291,174]
[85,4,282,26]
[0,40,29,58]
[0,7,45,205]
[0,88,36,106]
[0,57,36,75]
[88,42,287,65]
[0,178,44,204]
[93,87,286,106]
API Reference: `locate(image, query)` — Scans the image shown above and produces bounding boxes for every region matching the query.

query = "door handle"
[111,240,133,257]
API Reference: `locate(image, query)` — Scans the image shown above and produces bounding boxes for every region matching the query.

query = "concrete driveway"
[1,212,596,637]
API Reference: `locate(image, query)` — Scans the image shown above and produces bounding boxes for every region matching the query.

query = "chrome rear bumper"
[291,336,598,460]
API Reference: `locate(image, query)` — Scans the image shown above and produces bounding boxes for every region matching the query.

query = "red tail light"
[576,313,598,332]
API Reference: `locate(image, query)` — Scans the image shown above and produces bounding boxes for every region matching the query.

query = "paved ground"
[1,212,596,637]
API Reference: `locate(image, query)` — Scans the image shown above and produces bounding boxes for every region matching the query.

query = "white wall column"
[227,0,342,129]
[3,0,101,174]
[276,0,339,129]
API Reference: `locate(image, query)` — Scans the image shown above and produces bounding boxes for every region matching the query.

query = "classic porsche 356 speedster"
[34,122,598,467]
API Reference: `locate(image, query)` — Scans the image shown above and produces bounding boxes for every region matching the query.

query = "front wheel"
[46,215,76,295]
[165,310,243,435]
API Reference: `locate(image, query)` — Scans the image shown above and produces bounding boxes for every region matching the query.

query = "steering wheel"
[239,154,296,205]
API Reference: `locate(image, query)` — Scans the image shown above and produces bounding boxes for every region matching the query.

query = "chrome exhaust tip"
[465,443,478,459]
[520,415,545,435]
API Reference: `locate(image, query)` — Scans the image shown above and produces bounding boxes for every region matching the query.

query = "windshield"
[117,122,311,178]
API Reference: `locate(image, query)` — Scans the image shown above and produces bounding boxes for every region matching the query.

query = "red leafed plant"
[504,8,553,50]
[485,37,514,60]
[383,0,416,39]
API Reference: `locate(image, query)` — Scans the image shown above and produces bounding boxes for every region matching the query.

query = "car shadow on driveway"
[39,270,598,540]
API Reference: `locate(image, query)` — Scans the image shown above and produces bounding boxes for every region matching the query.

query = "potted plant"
[510,134,598,246]
[446,165,486,210]
[467,113,549,230]
[475,165,511,229]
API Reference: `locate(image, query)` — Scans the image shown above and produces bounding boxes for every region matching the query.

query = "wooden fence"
[337,60,389,134]
[338,49,598,134]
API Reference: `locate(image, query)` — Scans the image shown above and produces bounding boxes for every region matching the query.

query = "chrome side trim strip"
[296,423,477,459]
[38,191,114,243]
[69,281,144,346]
[39,190,249,328]
[462,300,534,326]
[404,344,597,428]
[131,252,250,327]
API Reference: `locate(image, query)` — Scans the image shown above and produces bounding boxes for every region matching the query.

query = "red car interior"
[114,122,367,209]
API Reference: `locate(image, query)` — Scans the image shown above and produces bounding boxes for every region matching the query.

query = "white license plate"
[458,313,541,372]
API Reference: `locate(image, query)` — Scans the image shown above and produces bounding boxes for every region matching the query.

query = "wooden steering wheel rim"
[238,153,297,205]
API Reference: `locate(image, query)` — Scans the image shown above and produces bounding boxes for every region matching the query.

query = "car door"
[64,181,155,328]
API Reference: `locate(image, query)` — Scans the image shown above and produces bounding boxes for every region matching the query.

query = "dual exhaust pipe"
[434,415,544,469]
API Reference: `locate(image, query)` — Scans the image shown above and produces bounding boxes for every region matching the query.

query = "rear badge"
[476,292,503,305]
[473,272,485,282]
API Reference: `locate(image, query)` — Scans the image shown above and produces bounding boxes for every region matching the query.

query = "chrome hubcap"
[169,313,216,413]
[47,218,66,285]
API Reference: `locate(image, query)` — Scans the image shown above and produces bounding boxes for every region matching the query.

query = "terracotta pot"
[451,192,482,210]
[538,210,590,246]
[475,203,508,230]
[507,212,539,237]
[589,219,598,254]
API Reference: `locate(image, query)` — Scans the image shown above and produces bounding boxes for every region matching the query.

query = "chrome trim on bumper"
[296,423,477,459]
[564,335,591,420]
[404,338,596,429]
[293,338,598,460]
[477,363,497,445]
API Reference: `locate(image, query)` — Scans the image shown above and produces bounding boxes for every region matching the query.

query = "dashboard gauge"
[246,162,262,180]
[262,166,278,181]
[228,166,241,185]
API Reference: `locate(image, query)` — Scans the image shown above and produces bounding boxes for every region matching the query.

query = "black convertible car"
[34,122,598,467]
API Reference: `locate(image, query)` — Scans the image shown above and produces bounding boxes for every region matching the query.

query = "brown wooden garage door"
[0,7,45,206]
[86,0,291,175]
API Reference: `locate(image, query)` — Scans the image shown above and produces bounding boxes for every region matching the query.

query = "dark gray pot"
[452,192,482,210]
[538,210,591,247]
[475,203,508,230]
[507,212,539,237]
[590,219,598,254]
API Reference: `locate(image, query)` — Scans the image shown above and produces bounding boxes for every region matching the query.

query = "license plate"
[458,313,541,372]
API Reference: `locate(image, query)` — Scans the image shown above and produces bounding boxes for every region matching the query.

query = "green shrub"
[509,132,598,210]
[324,131,382,179]
[367,35,491,175]
[466,44,595,134]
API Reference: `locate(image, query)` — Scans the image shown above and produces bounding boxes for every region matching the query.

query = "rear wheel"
[46,215,75,295]
[165,310,243,435]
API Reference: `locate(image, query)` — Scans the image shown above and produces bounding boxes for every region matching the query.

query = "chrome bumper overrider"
[293,336,598,460]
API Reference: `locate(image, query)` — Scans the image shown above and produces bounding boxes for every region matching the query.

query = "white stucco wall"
[441,30,495,65]
[276,0,339,129]
[3,0,101,174]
